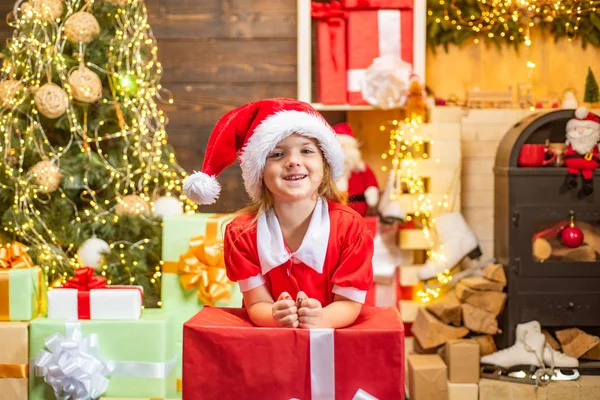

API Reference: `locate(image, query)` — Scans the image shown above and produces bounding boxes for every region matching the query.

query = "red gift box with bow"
[48,267,144,320]
[311,1,348,104]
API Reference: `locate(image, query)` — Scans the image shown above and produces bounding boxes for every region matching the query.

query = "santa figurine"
[333,123,380,216]
[561,107,600,198]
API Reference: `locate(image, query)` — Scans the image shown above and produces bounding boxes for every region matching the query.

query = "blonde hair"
[236,156,343,224]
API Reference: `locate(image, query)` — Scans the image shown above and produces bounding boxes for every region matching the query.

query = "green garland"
[311,1,600,51]
[428,0,600,52]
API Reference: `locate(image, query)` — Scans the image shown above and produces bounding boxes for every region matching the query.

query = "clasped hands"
[272,291,323,329]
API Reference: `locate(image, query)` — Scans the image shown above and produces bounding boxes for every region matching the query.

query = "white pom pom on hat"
[182,98,345,205]
[567,106,600,133]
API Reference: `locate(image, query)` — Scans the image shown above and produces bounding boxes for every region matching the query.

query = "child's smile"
[263,134,324,202]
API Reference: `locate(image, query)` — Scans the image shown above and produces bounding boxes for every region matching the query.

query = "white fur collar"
[256,198,330,275]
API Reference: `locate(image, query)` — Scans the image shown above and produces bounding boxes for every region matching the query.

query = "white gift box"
[48,286,143,320]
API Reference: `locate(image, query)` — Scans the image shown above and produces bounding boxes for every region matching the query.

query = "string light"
[436,0,600,45]
[0,0,197,302]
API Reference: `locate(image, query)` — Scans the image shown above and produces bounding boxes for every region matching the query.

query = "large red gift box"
[345,0,414,105]
[183,306,405,400]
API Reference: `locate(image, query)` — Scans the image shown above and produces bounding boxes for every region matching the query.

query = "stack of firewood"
[411,263,507,356]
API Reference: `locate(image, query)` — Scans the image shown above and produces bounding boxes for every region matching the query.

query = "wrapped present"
[183,306,405,399]
[0,322,29,400]
[161,213,242,335]
[48,267,143,320]
[345,0,415,105]
[311,1,348,104]
[0,241,43,321]
[29,309,179,399]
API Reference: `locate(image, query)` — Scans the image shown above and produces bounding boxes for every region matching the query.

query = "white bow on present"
[361,54,412,110]
[34,322,112,400]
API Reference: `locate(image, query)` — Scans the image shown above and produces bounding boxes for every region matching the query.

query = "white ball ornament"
[153,196,183,218]
[77,236,110,268]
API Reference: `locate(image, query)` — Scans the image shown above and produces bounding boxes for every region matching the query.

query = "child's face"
[263,134,324,204]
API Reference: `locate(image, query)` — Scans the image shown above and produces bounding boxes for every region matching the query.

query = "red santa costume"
[183,98,374,306]
[561,107,600,198]
[332,123,380,216]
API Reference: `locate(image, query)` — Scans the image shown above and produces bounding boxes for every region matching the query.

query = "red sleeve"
[223,216,266,292]
[331,213,374,303]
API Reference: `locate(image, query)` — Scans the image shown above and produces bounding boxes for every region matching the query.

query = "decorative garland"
[428,0,600,52]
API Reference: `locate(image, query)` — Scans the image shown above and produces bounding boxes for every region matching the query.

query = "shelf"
[496,166,600,176]
[312,103,378,111]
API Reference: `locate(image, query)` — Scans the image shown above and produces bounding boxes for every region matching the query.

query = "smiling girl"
[183,98,374,329]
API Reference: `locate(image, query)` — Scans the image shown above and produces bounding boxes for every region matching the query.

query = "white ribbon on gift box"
[308,328,379,400]
[347,9,411,107]
[34,321,178,399]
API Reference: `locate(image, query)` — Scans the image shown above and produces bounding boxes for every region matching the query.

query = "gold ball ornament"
[64,11,101,44]
[30,160,62,193]
[34,83,68,119]
[116,195,150,216]
[68,65,103,103]
[29,0,64,22]
[0,80,24,108]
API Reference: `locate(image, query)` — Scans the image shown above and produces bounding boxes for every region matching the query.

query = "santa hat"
[567,107,600,132]
[183,98,344,204]
[332,122,358,147]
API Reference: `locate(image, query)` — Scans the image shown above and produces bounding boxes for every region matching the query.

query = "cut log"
[413,336,443,355]
[481,263,506,284]
[551,243,596,262]
[461,303,500,335]
[471,335,498,356]
[455,282,507,316]
[461,276,505,292]
[532,237,552,261]
[556,327,600,359]
[411,308,469,350]
[583,343,600,360]
[426,293,462,326]
[542,330,561,351]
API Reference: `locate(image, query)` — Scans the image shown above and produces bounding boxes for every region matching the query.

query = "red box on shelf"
[183,306,405,400]
[345,1,414,104]
[312,1,348,104]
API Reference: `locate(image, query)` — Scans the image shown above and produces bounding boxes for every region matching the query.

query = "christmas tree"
[0,0,196,306]
[584,67,600,104]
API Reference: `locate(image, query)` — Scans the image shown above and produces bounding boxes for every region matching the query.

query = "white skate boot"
[378,172,405,222]
[417,212,482,280]
[481,321,579,385]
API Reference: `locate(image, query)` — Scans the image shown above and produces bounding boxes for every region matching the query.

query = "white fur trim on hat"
[240,110,344,201]
[183,171,221,205]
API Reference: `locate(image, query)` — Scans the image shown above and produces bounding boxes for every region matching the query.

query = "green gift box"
[0,266,42,321]
[29,309,179,399]
[161,213,242,337]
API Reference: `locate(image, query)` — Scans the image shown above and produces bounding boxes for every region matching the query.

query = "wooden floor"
[479,376,600,400]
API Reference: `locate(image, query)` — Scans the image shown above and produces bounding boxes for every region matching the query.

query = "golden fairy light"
[0,0,197,298]
[379,117,455,303]
[437,0,600,45]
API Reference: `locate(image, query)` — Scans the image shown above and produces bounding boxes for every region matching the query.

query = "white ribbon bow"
[361,54,412,110]
[34,322,112,400]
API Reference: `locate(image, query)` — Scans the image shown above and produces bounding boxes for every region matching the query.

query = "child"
[183,98,374,329]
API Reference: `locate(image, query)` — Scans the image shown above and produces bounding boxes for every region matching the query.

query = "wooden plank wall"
[146,0,298,212]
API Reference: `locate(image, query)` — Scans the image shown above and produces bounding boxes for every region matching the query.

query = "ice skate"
[417,212,482,280]
[480,321,579,386]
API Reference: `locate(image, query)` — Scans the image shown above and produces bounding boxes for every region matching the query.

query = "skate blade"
[481,364,580,385]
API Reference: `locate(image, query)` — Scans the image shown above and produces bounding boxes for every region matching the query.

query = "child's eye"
[269,152,283,158]
[301,148,315,154]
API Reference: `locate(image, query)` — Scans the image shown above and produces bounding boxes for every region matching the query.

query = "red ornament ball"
[560,226,584,248]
